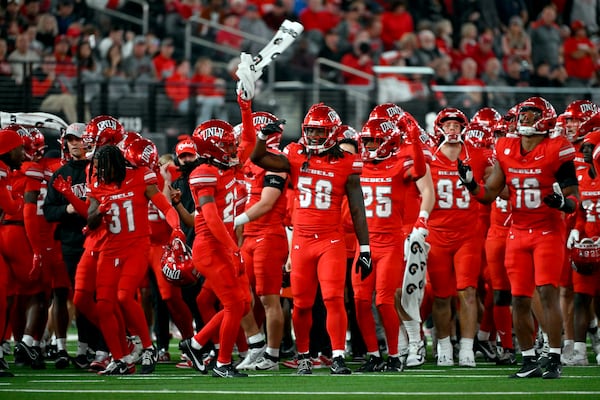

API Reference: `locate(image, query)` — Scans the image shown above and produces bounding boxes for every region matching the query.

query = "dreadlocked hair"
[95,145,127,186]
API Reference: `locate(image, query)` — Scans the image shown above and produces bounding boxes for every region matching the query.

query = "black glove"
[355,248,372,281]
[457,158,478,192]
[543,182,565,209]
[258,119,286,140]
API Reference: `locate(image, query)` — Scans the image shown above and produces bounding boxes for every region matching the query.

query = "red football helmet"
[571,237,600,275]
[124,138,158,170]
[27,127,46,160]
[83,115,125,159]
[503,104,520,134]
[434,107,468,144]
[337,124,359,142]
[472,107,502,131]
[517,96,557,136]
[302,103,342,153]
[359,118,401,161]
[464,122,493,149]
[368,103,405,124]
[562,99,599,142]
[161,237,200,286]
[117,131,143,153]
[192,119,238,168]
[252,111,282,149]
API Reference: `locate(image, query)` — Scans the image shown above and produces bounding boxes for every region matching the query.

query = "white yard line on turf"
[0,390,599,396]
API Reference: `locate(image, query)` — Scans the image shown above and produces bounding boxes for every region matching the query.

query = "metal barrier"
[6,60,600,153]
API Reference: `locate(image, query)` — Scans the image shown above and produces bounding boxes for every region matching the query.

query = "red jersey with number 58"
[283,142,363,235]
[495,136,576,230]
[88,166,157,252]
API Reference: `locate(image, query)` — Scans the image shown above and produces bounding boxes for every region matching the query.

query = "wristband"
[257,132,269,141]
[359,244,370,253]
[418,210,429,221]
[234,212,250,227]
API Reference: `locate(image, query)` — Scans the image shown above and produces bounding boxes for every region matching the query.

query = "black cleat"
[179,339,207,374]
[212,363,248,378]
[509,356,542,378]
[385,356,404,372]
[356,355,385,372]
[54,350,70,369]
[330,356,351,375]
[542,354,562,379]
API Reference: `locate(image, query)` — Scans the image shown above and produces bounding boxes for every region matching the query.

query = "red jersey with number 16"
[494,136,575,230]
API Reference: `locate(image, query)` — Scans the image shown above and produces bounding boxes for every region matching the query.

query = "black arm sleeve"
[555,160,578,188]
[263,174,286,191]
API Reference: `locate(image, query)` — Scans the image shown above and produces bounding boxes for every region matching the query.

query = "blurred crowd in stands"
[0,0,599,123]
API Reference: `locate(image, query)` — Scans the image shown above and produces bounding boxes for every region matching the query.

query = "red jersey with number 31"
[88,167,157,252]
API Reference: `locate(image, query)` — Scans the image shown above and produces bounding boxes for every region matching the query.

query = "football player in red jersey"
[459,96,578,379]
[1,126,54,370]
[563,129,600,366]
[0,128,25,377]
[558,100,599,364]
[87,143,184,375]
[250,103,371,375]
[428,108,494,367]
[234,110,288,371]
[177,119,252,378]
[353,116,429,372]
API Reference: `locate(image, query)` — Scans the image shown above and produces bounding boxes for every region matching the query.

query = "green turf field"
[2,345,600,400]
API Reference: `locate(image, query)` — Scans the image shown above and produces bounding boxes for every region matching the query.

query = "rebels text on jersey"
[495,135,576,230]
[283,142,363,235]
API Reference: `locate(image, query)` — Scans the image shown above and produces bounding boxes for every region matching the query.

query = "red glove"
[29,253,43,281]
[52,175,73,195]
[411,211,429,238]
[170,228,186,244]
[237,92,252,110]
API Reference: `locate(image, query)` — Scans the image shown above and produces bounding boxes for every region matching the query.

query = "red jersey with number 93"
[284,142,363,235]
[88,167,157,252]
[495,135,575,230]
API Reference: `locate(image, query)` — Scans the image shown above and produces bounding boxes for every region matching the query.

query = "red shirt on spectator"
[563,31,597,80]
[153,53,176,80]
[299,7,340,34]
[191,74,225,97]
[165,70,190,107]
[340,51,373,85]
[466,35,497,77]
[380,6,414,50]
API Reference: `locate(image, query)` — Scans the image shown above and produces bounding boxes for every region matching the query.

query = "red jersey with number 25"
[360,155,406,245]
[88,167,157,252]
[283,142,363,235]
[495,136,575,230]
